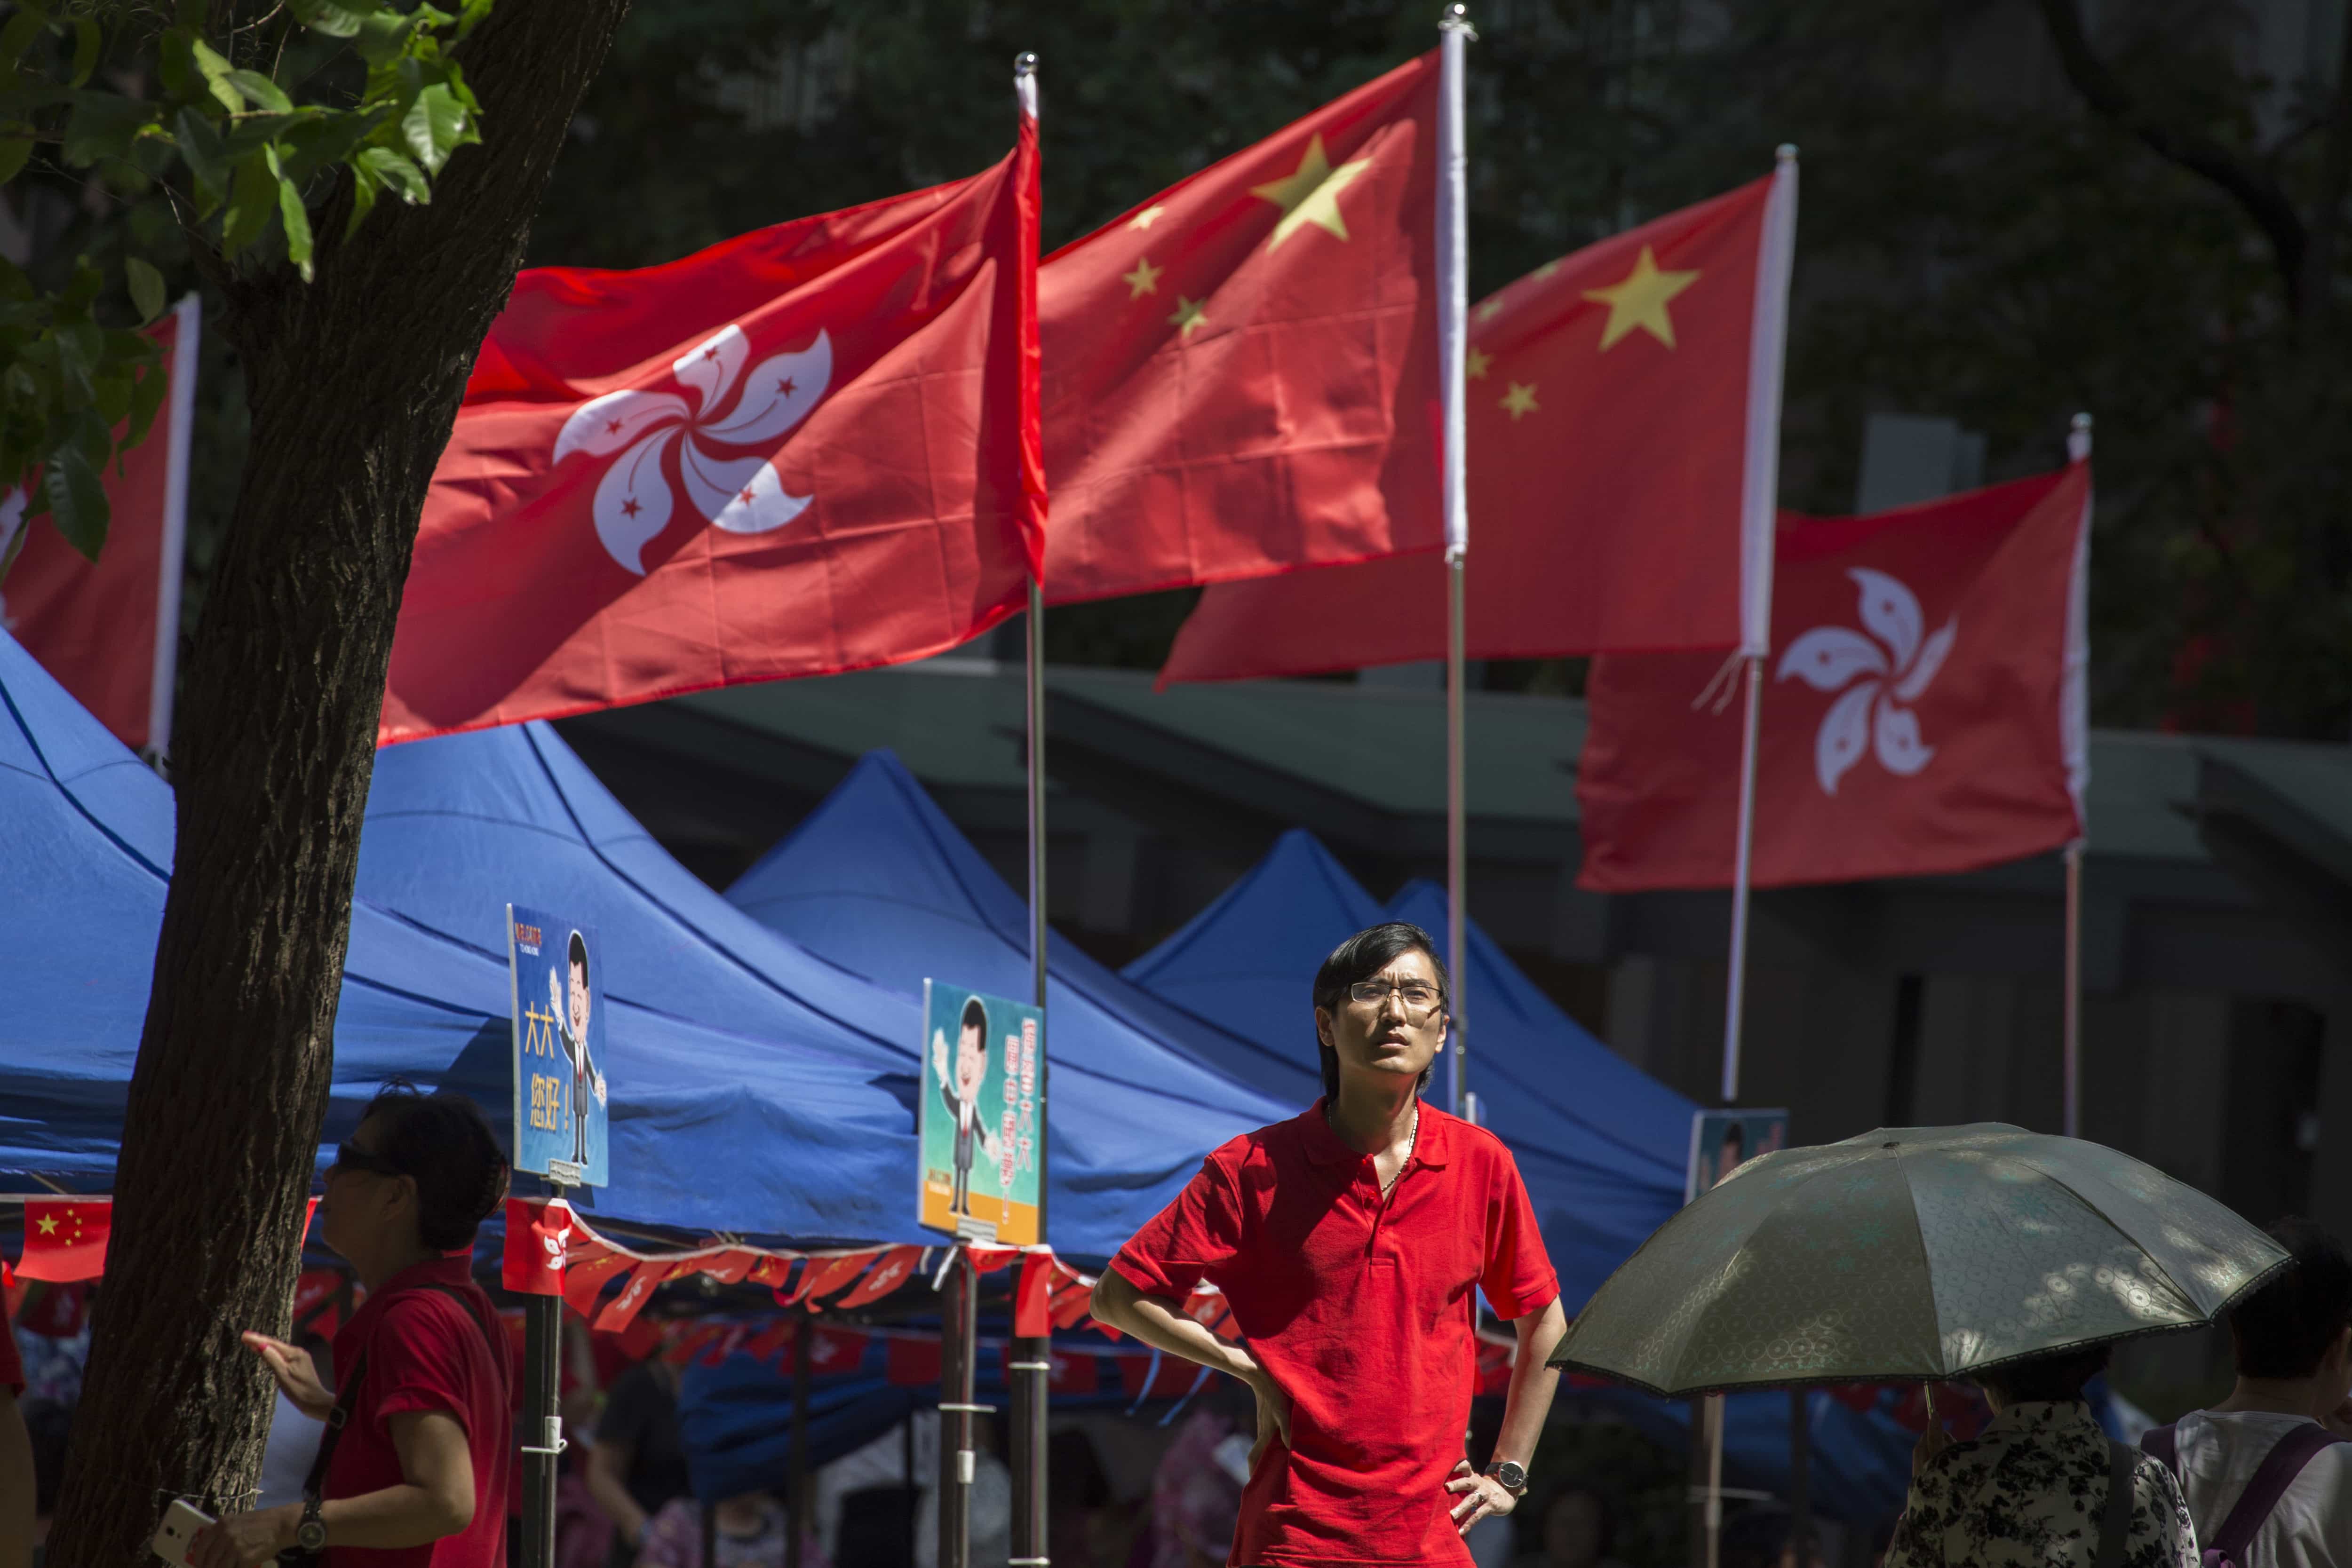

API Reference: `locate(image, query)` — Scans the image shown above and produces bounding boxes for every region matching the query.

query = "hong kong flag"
[381,109,1044,745]
[1577,460,2091,891]
[1157,166,1794,681]
[18,1198,111,1283]
[1037,53,1442,603]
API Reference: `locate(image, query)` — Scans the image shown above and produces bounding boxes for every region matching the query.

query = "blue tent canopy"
[721,749,1295,1255]
[366,731,1290,1257]
[0,628,916,1238]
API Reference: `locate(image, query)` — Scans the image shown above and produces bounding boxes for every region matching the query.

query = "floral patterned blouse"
[1884,1399,2200,1568]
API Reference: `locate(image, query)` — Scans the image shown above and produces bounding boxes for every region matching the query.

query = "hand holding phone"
[152,1500,215,1568]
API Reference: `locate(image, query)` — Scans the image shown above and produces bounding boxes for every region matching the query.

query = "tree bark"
[45,3,630,1564]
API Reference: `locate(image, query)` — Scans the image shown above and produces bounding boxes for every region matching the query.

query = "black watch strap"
[296,1497,327,1552]
[1484,1459,1528,1495]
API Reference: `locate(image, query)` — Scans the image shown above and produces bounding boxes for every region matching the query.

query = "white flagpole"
[148,293,201,765]
[1717,145,1799,1108]
[2060,411,2093,1139]
[1438,4,1474,1118]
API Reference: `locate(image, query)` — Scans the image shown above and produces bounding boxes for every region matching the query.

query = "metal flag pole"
[940,1244,979,1568]
[1719,655,1763,1105]
[1010,50,1052,1568]
[520,1191,567,1568]
[2060,411,2093,1140]
[1437,3,1473,1118]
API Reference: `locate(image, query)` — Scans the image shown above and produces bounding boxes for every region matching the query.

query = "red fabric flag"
[0,299,199,751]
[743,1321,795,1365]
[697,1249,758,1285]
[17,1199,110,1283]
[1012,1253,1054,1338]
[1036,54,1442,603]
[1041,1346,1099,1395]
[885,1336,943,1387]
[381,111,1045,745]
[803,1327,870,1373]
[745,1254,794,1290]
[593,1257,672,1333]
[1158,166,1796,681]
[562,1249,632,1320]
[1577,463,2091,890]
[831,1244,923,1310]
[501,1197,573,1296]
[17,1280,89,1338]
[787,1251,876,1310]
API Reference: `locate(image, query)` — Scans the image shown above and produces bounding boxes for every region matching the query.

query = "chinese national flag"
[1037,54,1442,603]
[18,1199,111,1283]
[0,299,199,751]
[1577,463,2091,891]
[831,1243,922,1310]
[1157,168,1793,681]
[381,112,1044,745]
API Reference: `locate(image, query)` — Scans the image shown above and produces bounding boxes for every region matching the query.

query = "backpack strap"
[2093,1441,2137,1568]
[297,1281,501,1507]
[2204,1422,2347,1564]
[2140,1423,2179,1478]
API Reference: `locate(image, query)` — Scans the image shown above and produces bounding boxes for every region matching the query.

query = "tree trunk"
[45,3,630,1563]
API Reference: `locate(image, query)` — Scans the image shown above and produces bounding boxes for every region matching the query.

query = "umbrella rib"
[1885,1139,1951,1381]
[2002,1150,2232,1321]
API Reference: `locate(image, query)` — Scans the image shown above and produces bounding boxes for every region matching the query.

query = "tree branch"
[2034,0,2311,314]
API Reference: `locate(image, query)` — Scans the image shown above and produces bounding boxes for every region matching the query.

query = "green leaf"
[352,10,415,67]
[0,8,49,73]
[61,91,156,168]
[275,104,382,186]
[288,0,376,38]
[91,364,132,425]
[400,81,467,174]
[68,16,98,86]
[124,256,165,323]
[356,143,428,203]
[51,317,100,400]
[222,151,274,256]
[125,350,168,447]
[0,134,33,186]
[227,69,294,114]
[42,440,108,562]
[266,147,314,281]
[454,0,493,42]
[189,38,242,114]
[172,106,228,214]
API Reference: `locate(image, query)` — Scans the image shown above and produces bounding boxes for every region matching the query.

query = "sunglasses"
[329,1141,406,1180]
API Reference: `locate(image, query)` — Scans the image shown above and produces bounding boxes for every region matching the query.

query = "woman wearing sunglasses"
[193,1085,514,1568]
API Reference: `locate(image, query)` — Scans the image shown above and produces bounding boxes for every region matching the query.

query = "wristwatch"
[1483,1459,1528,1496]
[296,1497,327,1553]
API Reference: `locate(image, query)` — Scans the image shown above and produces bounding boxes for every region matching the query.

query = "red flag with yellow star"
[1156,166,1795,680]
[1036,53,1443,603]
[18,1198,110,1283]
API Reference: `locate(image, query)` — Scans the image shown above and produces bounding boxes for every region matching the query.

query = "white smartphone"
[151,1498,214,1568]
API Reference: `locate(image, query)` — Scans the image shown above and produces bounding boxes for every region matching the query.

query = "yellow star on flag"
[1168,296,1208,339]
[1122,256,1163,299]
[1250,134,1373,251]
[1465,347,1492,381]
[1582,245,1701,351]
[1476,298,1505,323]
[1533,259,1560,278]
[36,1213,56,1235]
[1128,205,1167,231]
[1500,381,1540,420]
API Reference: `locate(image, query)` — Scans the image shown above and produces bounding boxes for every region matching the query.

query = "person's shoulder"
[1424,1103,1517,1169]
[1212,1115,1307,1169]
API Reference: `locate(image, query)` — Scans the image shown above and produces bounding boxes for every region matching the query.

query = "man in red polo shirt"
[1094,922,1569,1566]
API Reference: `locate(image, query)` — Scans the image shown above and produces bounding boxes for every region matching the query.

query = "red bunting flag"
[788,1251,877,1310]
[594,1257,672,1333]
[1013,1253,1055,1338]
[832,1244,923,1310]
[1037,54,1442,603]
[562,1249,632,1321]
[18,1199,110,1283]
[1158,166,1796,681]
[698,1249,758,1285]
[501,1198,573,1296]
[804,1327,870,1372]
[381,105,1044,745]
[746,1255,794,1290]
[886,1336,943,1387]
[1578,462,2091,890]
[744,1320,795,1365]
[1042,1346,1099,1395]
[0,298,199,753]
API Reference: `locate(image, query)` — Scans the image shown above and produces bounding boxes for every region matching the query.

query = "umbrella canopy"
[1553,1123,2289,1397]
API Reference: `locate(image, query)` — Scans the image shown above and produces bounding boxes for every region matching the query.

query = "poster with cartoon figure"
[509,904,609,1187]
[1685,1108,1786,1203]
[919,980,1042,1244]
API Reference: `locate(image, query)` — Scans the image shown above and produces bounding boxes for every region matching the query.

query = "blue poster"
[509,904,609,1188]
[1685,1108,1786,1203]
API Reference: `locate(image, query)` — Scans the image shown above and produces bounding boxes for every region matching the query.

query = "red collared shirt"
[1112,1100,1558,1567]
[326,1256,514,1568]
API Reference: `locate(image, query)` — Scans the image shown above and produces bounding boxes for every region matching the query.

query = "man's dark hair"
[2229,1215,2352,1380]
[567,930,589,978]
[1972,1341,2110,1405]
[1311,922,1448,1103]
[1722,1123,1746,1154]
[364,1082,512,1251]
[960,996,988,1051]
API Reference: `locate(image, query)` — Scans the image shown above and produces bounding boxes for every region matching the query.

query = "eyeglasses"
[329,1141,405,1180]
[1346,979,1445,1019]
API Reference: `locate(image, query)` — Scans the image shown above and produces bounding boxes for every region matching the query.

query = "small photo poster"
[1686,1108,1786,1203]
[509,904,609,1188]
[919,980,1043,1245]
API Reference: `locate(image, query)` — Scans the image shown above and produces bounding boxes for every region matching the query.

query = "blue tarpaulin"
[0,627,917,1239]
[364,729,1292,1257]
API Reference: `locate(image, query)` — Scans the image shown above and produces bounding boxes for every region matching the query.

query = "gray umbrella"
[1550,1123,2289,1396]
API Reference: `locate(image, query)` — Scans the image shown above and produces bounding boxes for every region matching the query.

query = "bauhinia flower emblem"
[1775,569,1955,795]
[553,323,833,574]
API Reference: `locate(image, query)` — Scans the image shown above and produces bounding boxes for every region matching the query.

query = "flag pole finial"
[1776,143,1799,164]
[1015,52,1038,75]
[2068,411,2093,461]
[1440,4,1476,37]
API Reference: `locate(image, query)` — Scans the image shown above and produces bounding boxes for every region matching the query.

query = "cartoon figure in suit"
[548,930,607,1168]
[930,996,997,1218]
